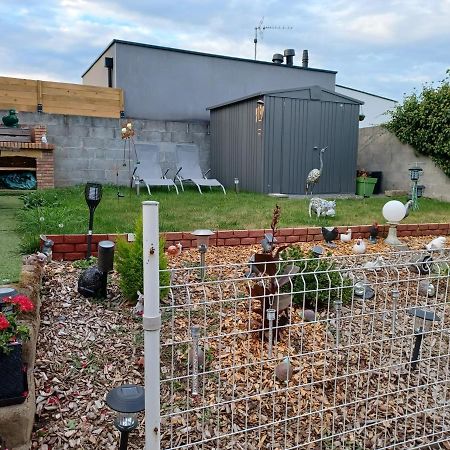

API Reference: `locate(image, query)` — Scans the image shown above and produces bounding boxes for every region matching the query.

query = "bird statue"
[368,222,379,244]
[404,200,413,218]
[133,291,144,316]
[305,146,327,195]
[41,134,48,144]
[167,242,182,257]
[340,228,352,242]
[363,255,385,270]
[322,227,338,247]
[2,109,19,127]
[275,357,294,383]
[352,239,367,254]
[425,236,447,251]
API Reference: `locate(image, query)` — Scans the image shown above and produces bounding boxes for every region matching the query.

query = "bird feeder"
[409,165,423,182]
[191,229,215,280]
[407,307,441,370]
[106,384,145,450]
[409,164,423,211]
[382,200,406,247]
[84,183,103,258]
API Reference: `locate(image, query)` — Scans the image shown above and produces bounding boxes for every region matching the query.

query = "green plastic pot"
[356,177,377,197]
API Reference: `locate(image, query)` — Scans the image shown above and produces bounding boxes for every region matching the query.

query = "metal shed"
[208,85,363,195]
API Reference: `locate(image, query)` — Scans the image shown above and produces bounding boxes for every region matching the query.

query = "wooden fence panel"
[0,76,123,118]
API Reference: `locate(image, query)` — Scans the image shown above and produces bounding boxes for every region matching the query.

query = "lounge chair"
[175,144,226,194]
[133,143,179,195]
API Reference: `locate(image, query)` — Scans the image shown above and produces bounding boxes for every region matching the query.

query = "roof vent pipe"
[284,49,295,66]
[272,53,283,64]
[302,49,309,68]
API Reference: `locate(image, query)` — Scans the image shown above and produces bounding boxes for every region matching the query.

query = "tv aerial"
[254,17,293,60]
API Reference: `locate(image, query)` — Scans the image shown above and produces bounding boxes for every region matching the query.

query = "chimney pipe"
[284,49,295,66]
[272,53,283,64]
[302,50,309,68]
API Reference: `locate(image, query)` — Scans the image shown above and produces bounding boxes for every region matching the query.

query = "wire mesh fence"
[158,248,450,449]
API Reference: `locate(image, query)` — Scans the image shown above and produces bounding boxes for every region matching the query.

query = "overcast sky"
[3,0,449,101]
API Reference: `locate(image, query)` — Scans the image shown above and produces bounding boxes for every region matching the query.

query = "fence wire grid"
[158,248,450,450]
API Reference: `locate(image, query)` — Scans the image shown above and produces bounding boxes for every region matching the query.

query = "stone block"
[89,126,116,139]
[166,121,188,132]
[139,130,162,141]
[171,131,192,143]
[140,120,167,132]
[82,137,106,149]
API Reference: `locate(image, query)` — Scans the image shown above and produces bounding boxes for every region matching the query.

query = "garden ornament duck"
[2,109,19,127]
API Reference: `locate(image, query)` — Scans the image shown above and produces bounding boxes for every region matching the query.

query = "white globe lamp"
[382,200,406,246]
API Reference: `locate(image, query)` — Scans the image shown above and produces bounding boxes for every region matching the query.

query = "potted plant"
[0,294,34,404]
[356,170,377,197]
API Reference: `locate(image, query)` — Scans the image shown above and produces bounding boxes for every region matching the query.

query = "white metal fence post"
[142,201,161,450]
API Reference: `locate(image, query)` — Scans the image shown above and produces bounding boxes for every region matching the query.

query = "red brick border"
[44,223,450,261]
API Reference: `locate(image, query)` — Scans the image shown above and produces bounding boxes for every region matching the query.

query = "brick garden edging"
[45,222,450,261]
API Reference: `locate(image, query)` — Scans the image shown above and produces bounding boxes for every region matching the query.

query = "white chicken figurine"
[340,228,352,242]
[167,242,183,257]
[352,239,366,254]
[425,236,447,251]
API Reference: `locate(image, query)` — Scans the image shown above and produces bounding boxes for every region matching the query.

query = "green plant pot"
[356,177,377,197]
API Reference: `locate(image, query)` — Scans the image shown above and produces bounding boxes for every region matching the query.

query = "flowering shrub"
[0,294,34,354]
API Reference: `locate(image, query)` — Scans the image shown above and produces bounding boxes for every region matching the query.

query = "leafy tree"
[384,70,450,176]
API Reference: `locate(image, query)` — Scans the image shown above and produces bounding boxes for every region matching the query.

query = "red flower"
[9,294,34,313]
[0,314,10,330]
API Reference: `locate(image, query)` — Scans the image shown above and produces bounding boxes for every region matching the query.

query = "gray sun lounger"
[133,143,179,195]
[175,144,226,194]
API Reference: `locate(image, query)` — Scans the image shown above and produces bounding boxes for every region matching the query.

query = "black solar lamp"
[409,165,423,182]
[407,307,441,370]
[416,185,425,198]
[106,384,145,450]
[84,183,102,258]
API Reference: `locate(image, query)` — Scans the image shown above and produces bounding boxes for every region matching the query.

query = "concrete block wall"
[357,126,450,202]
[6,112,210,187]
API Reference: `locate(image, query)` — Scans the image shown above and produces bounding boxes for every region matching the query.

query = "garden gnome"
[275,357,293,382]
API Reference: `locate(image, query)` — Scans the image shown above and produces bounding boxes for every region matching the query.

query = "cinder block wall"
[9,112,210,187]
[357,126,450,202]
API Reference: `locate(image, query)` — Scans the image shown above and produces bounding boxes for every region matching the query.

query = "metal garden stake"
[191,325,201,396]
[266,307,276,358]
[391,289,399,335]
[334,299,342,347]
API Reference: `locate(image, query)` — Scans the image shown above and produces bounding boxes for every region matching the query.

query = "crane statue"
[305,146,327,195]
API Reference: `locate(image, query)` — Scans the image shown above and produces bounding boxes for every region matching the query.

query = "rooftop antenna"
[254,17,293,60]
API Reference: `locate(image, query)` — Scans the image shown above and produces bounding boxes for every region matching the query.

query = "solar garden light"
[409,164,423,211]
[84,183,103,259]
[311,245,324,258]
[192,229,215,280]
[97,240,115,298]
[382,200,406,247]
[0,287,18,313]
[416,185,425,198]
[234,178,240,194]
[407,307,441,370]
[106,384,145,450]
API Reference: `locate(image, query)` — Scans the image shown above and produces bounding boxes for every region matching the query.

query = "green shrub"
[280,246,352,310]
[115,215,170,301]
[385,70,450,177]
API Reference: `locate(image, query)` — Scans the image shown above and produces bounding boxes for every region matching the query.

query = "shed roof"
[207,85,364,110]
[82,39,337,78]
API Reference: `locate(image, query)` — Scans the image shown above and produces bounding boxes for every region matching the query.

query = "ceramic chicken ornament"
[425,236,446,251]
[368,222,378,244]
[275,357,293,382]
[322,227,338,247]
[352,239,366,254]
[340,228,352,242]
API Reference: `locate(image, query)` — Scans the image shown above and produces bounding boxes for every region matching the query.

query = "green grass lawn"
[15,185,450,252]
[0,194,22,283]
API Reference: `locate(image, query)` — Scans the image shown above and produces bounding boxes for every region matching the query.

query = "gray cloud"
[1,0,449,100]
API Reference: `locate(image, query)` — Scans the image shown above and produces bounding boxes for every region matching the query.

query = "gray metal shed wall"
[210,99,264,192]
[263,96,359,194]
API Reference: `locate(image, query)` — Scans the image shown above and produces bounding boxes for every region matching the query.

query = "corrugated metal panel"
[212,86,360,195]
[210,99,264,192]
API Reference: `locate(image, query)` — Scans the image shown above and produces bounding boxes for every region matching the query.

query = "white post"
[142,201,161,450]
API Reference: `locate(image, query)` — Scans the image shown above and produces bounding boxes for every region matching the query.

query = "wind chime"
[117,121,139,198]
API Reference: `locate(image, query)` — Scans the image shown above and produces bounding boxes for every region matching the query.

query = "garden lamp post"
[382,200,406,247]
[409,164,423,211]
[106,384,145,450]
[84,183,103,259]
[407,308,441,370]
[192,229,215,280]
[234,178,240,194]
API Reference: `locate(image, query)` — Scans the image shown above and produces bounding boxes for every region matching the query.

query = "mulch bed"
[31,236,450,449]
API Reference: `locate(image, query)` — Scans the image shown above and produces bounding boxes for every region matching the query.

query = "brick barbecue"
[0,125,55,189]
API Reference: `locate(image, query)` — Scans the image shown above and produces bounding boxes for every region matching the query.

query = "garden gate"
[142,202,450,449]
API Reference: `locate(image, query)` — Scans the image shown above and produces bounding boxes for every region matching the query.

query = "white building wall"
[335,85,397,128]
